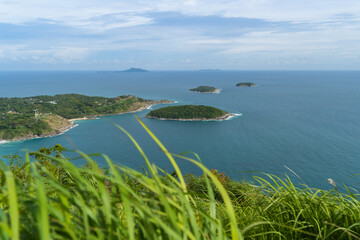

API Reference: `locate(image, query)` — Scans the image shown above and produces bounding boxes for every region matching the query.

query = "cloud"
[0,1,359,69]
[69,15,153,32]
[1,0,360,25]
[0,45,89,64]
[189,27,360,61]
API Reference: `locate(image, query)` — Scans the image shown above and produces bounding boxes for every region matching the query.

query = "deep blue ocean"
[0,71,359,190]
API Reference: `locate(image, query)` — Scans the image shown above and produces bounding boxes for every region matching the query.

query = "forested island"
[189,86,220,93]
[236,82,257,87]
[0,94,170,141]
[146,105,233,121]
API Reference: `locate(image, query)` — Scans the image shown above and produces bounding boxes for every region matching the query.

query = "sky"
[0,0,360,70]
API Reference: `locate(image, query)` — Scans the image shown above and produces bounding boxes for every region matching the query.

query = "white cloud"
[0,1,359,69]
[0,1,152,30]
[0,0,359,25]
[69,15,153,32]
[184,23,360,67]
[0,45,89,64]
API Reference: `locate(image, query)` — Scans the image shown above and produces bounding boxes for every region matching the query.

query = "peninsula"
[146,105,234,121]
[189,86,220,93]
[236,82,257,87]
[0,94,171,141]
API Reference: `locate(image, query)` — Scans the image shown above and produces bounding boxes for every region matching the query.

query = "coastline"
[236,85,258,87]
[0,100,174,145]
[146,113,236,121]
[0,122,77,144]
[225,113,242,120]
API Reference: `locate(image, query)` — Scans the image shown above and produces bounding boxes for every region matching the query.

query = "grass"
[0,116,359,239]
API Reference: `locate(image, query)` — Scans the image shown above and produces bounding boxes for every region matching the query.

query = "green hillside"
[0,94,169,140]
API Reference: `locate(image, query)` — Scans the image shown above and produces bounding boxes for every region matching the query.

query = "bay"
[0,71,359,189]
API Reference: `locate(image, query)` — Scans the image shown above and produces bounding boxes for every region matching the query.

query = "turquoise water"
[0,71,359,189]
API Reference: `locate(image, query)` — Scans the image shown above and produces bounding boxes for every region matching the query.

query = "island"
[0,94,171,141]
[236,82,257,87]
[146,105,234,121]
[198,69,222,72]
[189,86,220,93]
[122,68,148,73]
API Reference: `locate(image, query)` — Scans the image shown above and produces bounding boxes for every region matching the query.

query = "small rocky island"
[146,105,234,121]
[236,82,257,87]
[189,86,220,93]
[0,94,170,141]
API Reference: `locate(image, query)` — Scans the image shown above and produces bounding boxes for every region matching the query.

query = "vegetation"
[236,82,257,87]
[146,105,228,120]
[0,117,359,239]
[189,86,218,93]
[0,94,156,119]
[0,94,165,140]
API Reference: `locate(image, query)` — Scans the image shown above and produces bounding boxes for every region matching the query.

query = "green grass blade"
[135,115,187,193]
[5,171,19,240]
[32,164,51,240]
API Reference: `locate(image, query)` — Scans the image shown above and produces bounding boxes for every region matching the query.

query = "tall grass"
[0,116,358,239]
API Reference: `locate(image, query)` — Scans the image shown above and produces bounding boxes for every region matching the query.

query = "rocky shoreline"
[146,113,235,121]
[189,89,221,93]
[0,122,77,143]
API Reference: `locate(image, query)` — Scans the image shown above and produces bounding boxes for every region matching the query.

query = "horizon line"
[1,69,360,72]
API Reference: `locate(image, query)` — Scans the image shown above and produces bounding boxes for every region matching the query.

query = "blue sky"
[0,0,360,70]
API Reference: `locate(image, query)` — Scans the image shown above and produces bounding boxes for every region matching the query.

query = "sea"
[0,71,359,190]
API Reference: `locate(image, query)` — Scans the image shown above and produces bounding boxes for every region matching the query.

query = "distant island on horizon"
[198,69,223,72]
[98,68,149,73]
[121,68,148,72]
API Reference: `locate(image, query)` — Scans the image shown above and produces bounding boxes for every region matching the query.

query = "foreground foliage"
[0,117,359,239]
